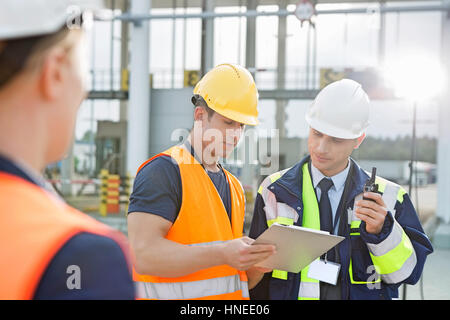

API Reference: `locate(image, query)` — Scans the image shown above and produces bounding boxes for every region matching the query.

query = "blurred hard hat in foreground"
[0,0,103,40]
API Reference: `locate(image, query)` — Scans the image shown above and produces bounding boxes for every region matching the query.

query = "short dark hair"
[0,14,83,90]
[191,94,215,119]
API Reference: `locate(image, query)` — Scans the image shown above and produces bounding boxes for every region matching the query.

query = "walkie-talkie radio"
[363,167,381,201]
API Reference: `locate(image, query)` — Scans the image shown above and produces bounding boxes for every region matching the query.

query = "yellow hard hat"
[193,63,259,126]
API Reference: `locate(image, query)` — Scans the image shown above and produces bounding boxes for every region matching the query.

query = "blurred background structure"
[46,0,450,299]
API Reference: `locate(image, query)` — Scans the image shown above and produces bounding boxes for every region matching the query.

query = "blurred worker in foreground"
[249,79,433,300]
[0,1,134,299]
[127,63,276,300]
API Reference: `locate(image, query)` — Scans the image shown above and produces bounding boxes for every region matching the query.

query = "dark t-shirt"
[128,148,232,223]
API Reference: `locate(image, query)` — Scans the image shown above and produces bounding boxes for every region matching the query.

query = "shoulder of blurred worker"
[34,232,135,299]
[0,156,135,299]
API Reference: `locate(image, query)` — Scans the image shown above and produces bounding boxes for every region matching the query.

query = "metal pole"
[90,21,96,176]
[276,0,288,139]
[237,0,242,65]
[200,0,214,76]
[181,0,187,75]
[305,22,311,89]
[119,0,129,122]
[239,0,257,193]
[343,13,348,66]
[127,0,151,175]
[110,3,450,22]
[408,102,417,197]
[403,100,417,300]
[312,23,317,89]
[110,0,115,91]
[378,1,386,67]
[437,0,450,224]
[245,0,257,78]
[395,11,400,57]
[171,0,177,88]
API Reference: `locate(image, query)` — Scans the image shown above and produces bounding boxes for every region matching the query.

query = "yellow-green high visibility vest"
[258,163,320,300]
[258,162,416,299]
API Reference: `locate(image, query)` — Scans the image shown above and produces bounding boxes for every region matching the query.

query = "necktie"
[318,178,336,262]
[318,178,334,233]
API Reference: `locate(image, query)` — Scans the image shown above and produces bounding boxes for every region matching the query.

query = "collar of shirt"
[311,159,351,193]
[0,153,57,193]
[183,140,223,173]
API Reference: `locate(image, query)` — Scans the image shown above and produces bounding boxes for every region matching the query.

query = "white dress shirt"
[310,159,351,235]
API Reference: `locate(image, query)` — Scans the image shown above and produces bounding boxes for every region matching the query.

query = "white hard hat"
[305,79,370,139]
[0,0,103,40]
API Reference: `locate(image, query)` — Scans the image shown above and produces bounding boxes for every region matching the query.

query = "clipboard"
[253,223,345,273]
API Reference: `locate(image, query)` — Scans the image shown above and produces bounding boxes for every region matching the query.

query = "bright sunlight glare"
[383,55,446,102]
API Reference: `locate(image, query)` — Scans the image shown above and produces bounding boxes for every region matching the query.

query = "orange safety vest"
[132,145,249,300]
[0,172,132,300]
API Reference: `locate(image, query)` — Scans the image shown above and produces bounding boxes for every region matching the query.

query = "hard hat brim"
[212,106,259,126]
[0,0,103,40]
[305,113,367,139]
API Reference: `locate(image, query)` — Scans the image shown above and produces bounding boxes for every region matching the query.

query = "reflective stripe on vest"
[368,221,416,283]
[297,162,320,300]
[132,146,249,300]
[0,173,131,300]
[258,168,296,227]
[348,175,416,284]
[258,163,320,300]
[348,176,406,236]
[136,274,249,300]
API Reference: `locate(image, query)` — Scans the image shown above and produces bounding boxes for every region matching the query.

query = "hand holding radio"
[355,167,389,235]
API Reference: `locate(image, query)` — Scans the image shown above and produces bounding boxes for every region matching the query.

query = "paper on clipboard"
[252,223,345,273]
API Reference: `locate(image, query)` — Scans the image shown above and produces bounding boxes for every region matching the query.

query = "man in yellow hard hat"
[0,1,134,299]
[127,63,276,300]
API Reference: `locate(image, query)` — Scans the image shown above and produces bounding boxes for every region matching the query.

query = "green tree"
[352,136,437,163]
[81,130,96,143]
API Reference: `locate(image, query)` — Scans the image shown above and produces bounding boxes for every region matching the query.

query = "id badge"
[307,259,341,285]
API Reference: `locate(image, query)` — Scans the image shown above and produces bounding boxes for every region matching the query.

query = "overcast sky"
[76,1,444,140]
